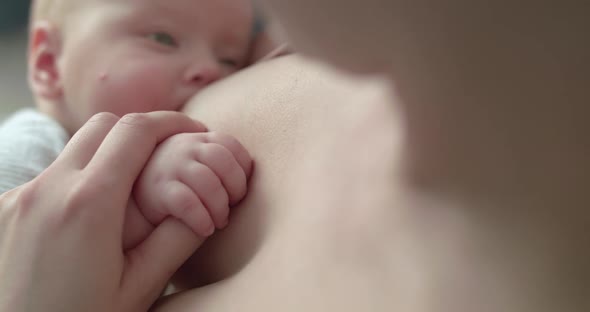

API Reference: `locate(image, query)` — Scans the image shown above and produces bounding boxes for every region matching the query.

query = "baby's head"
[29,0,254,134]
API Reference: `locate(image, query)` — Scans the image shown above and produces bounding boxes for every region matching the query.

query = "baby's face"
[56,0,252,132]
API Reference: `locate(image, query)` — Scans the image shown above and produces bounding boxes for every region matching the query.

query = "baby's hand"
[133,131,252,238]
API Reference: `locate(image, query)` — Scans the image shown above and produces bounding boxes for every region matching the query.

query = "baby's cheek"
[88,63,176,117]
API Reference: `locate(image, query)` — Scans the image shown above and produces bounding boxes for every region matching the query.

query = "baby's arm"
[125,131,252,247]
[0,110,69,194]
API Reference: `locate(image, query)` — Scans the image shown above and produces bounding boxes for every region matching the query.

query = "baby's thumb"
[121,217,206,310]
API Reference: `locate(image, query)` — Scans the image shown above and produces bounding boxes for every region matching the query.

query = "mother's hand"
[0,112,208,312]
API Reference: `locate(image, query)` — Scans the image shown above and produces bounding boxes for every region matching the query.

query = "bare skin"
[2,1,587,311]
[151,55,589,311]
[153,54,401,311]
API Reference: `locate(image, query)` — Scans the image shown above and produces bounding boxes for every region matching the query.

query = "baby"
[0,0,259,242]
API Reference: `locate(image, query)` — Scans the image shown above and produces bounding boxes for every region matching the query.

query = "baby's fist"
[134,131,252,238]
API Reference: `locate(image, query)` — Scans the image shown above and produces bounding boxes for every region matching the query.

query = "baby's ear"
[28,21,63,101]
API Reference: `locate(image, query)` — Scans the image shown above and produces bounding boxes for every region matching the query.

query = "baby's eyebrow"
[136,1,194,26]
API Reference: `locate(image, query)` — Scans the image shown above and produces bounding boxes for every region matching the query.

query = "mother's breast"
[176,54,398,287]
[183,55,395,171]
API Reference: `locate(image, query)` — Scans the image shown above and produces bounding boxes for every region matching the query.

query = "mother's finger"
[54,112,119,170]
[122,218,205,312]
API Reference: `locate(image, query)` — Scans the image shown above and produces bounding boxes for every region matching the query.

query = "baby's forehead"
[132,0,255,39]
[31,0,79,24]
[33,0,254,20]
[32,0,255,44]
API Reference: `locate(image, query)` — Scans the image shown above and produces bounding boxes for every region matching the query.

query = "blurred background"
[0,1,33,120]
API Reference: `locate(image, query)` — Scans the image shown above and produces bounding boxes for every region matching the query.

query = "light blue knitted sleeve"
[0,109,70,194]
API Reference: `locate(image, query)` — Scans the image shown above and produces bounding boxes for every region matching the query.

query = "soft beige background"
[0,30,32,120]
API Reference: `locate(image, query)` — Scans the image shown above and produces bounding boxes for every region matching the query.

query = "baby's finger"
[55,112,119,170]
[180,162,230,229]
[194,143,248,206]
[204,132,253,178]
[162,180,215,237]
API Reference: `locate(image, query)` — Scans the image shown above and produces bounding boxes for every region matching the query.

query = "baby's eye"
[147,32,178,47]
[219,58,239,68]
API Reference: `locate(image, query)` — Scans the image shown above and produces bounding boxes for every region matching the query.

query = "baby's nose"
[184,62,222,88]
